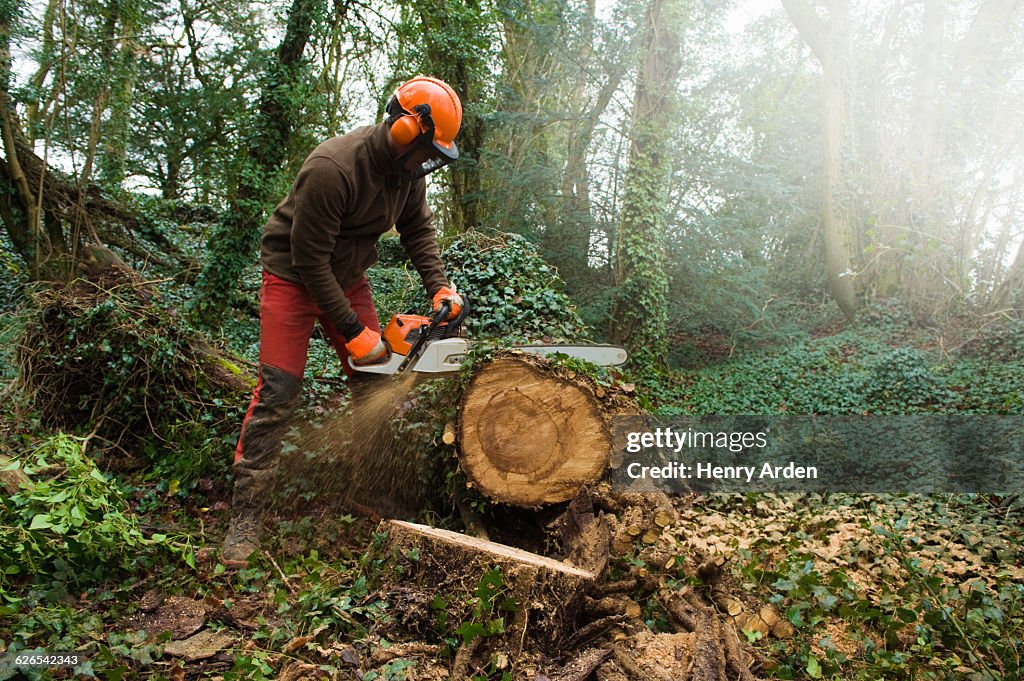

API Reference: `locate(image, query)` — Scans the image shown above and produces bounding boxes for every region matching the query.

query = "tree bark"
[1,9,51,278]
[782,0,857,321]
[375,519,596,646]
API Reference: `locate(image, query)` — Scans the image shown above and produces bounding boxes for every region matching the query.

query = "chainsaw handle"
[400,300,451,373]
[449,292,469,329]
[429,292,470,328]
[397,294,470,374]
[430,300,451,325]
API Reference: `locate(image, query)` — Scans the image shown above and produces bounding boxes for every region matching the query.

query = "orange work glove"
[345,326,389,365]
[432,285,463,320]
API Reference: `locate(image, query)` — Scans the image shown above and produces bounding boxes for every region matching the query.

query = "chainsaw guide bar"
[348,296,628,374]
[349,339,627,374]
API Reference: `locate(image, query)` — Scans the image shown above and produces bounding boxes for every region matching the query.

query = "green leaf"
[29,514,54,529]
[806,655,821,678]
[455,621,486,644]
[896,607,917,623]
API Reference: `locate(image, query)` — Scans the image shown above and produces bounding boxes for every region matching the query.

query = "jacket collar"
[367,122,397,175]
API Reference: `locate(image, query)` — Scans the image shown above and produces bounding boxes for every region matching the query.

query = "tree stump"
[376,520,596,647]
[458,357,611,506]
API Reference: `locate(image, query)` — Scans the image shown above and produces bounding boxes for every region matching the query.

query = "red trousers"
[233,271,380,466]
[254,271,380,377]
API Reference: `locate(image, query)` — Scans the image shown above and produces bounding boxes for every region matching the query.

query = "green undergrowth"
[372,230,588,343]
[10,277,248,491]
[0,432,387,679]
[0,433,200,677]
[642,315,1024,416]
[0,312,23,383]
[0,435,195,603]
[3,228,1021,679]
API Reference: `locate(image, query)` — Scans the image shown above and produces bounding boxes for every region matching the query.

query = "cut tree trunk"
[278,354,632,518]
[376,520,596,647]
[458,356,612,506]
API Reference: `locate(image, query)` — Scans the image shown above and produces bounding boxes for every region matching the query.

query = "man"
[221,76,465,567]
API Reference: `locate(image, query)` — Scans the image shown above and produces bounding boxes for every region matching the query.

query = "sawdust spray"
[273,371,432,518]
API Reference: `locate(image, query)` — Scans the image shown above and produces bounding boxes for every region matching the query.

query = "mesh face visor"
[414,139,458,178]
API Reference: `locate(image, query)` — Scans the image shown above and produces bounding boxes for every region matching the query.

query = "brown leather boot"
[222,365,303,569]
[220,506,262,569]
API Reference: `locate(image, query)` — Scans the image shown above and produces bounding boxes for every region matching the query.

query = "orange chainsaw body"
[383,313,442,355]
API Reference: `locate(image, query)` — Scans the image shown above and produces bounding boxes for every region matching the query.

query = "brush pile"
[16,265,249,458]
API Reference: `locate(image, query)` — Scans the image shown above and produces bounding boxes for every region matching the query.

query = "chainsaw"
[348,296,628,375]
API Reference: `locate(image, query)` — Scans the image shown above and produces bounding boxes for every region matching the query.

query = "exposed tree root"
[450,637,482,680]
[367,508,772,681]
[549,647,611,681]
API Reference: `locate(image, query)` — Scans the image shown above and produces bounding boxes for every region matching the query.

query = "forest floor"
[2,432,1022,680]
[2,289,1023,680]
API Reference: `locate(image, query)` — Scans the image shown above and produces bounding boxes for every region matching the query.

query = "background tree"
[781,0,857,322]
[607,0,684,368]
[2,0,1022,343]
[393,0,495,233]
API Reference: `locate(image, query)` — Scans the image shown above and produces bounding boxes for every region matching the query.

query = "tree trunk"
[408,0,487,233]
[0,138,169,280]
[80,0,120,187]
[782,0,857,322]
[375,519,596,646]
[279,353,631,517]
[0,9,61,280]
[608,0,684,367]
[459,357,612,506]
[989,236,1024,314]
[549,56,626,286]
[553,0,598,275]
[99,2,139,187]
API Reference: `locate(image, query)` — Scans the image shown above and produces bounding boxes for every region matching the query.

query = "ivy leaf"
[896,607,917,623]
[455,621,486,644]
[806,655,821,678]
[29,514,54,530]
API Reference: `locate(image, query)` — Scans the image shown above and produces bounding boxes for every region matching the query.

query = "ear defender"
[390,113,421,145]
[386,95,427,146]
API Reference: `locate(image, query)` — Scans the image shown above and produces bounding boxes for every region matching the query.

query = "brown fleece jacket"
[260,122,449,336]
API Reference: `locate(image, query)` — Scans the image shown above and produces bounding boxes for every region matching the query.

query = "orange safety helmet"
[386,76,462,178]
